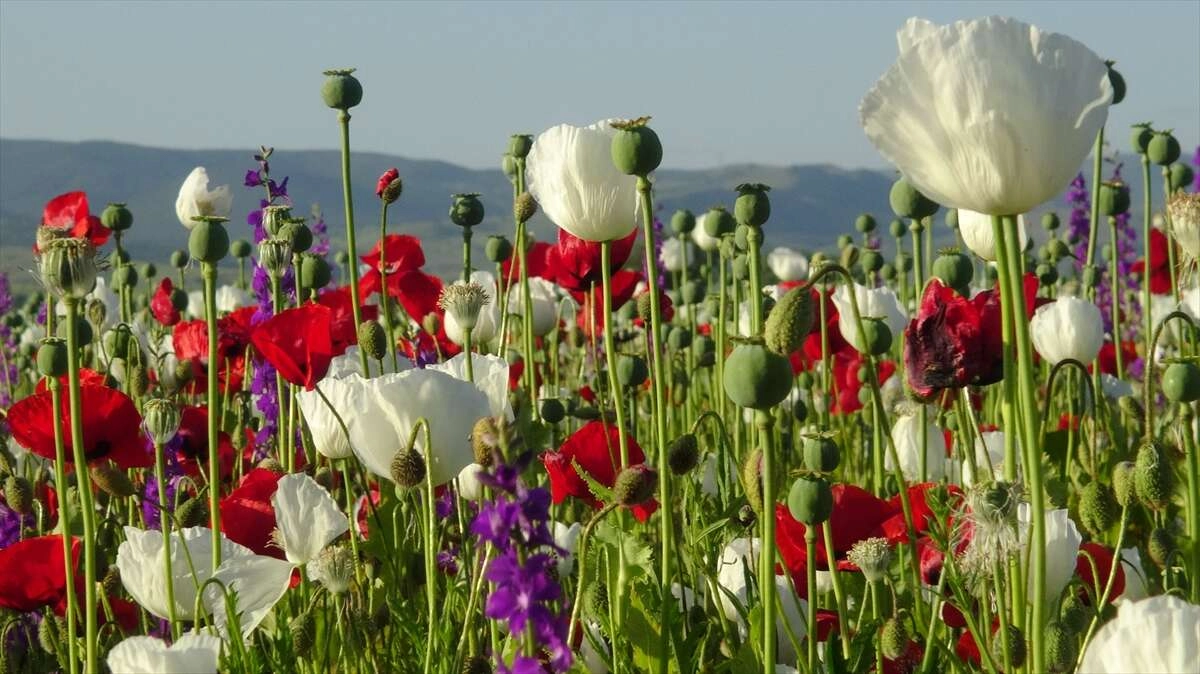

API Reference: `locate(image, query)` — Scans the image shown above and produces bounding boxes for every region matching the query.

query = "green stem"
[64,298,98,674]
[1084,127,1104,282]
[804,526,818,674]
[600,241,631,467]
[336,110,368,376]
[758,411,777,673]
[153,441,179,639]
[1142,155,1154,364]
[567,504,619,645]
[202,263,222,571]
[462,226,473,283]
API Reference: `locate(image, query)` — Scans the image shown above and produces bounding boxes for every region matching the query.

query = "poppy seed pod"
[931,249,973,292]
[170,249,189,269]
[670,209,695,235]
[169,286,188,312]
[321,68,362,110]
[787,474,833,525]
[508,134,533,159]
[539,398,565,425]
[283,219,314,254]
[450,193,485,228]
[40,238,98,300]
[111,265,138,291]
[334,250,350,265]
[888,218,906,238]
[56,315,92,346]
[1130,123,1154,155]
[855,213,877,233]
[1168,163,1194,193]
[513,192,537,224]
[616,353,648,388]
[1098,181,1131,216]
[357,321,387,361]
[100,202,133,232]
[37,338,68,377]
[681,278,706,305]
[723,342,792,410]
[485,235,513,263]
[667,326,691,350]
[860,317,893,355]
[1146,131,1180,166]
[1042,212,1060,231]
[613,465,658,507]
[889,177,939,220]
[259,238,293,277]
[610,117,662,177]
[230,239,252,259]
[261,205,292,237]
[764,284,814,356]
[1162,360,1200,402]
[802,432,840,473]
[860,249,884,274]
[140,262,157,280]
[703,206,735,239]
[734,183,771,228]
[142,398,182,446]
[667,433,700,475]
[299,253,332,290]
[188,217,230,263]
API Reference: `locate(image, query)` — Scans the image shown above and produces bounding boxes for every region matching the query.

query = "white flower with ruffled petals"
[271,473,349,565]
[175,167,232,228]
[106,634,221,674]
[1031,296,1105,365]
[830,282,906,354]
[1079,595,1200,673]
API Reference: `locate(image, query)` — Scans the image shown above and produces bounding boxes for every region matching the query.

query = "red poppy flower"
[251,303,335,390]
[316,285,379,355]
[38,191,110,252]
[375,168,400,199]
[1131,227,1172,295]
[360,234,427,296]
[791,287,852,373]
[220,468,284,559]
[880,482,962,543]
[0,535,80,611]
[173,315,251,393]
[8,385,149,468]
[398,325,462,362]
[151,278,182,326]
[830,351,895,415]
[500,240,553,289]
[542,421,657,522]
[35,367,107,394]
[1096,340,1138,377]
[884,640,924,674]
[904,279,1002,400]
[386,269,444,324]
[354,485,383,540]
[1075,542,1125,604]
[573,270,639,337]
[174,405,239,480]
[546,228,638,292]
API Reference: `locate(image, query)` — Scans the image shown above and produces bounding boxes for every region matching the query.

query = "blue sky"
[1,0,1196,170]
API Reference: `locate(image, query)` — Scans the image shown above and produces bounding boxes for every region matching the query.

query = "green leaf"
[575,459,615,505]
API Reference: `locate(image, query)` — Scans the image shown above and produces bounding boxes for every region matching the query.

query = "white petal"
[106,634,222,674]
[272,473,349,564]
[1079,595,1200,673]
[205,554,294,639]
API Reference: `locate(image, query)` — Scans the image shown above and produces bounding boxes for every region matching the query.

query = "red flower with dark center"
[542,421,657,522]
[388,269,444,324]
[546,228,638,292]
[1131,228,1172,295]
[174,405,239,480]
[375,168,400,199]
[360,234,426,294]
[38,191,110,252]
[220,468,285,559]
[1075,542,1125,604]
[250,303,335,390]
[8,385,149,468]
[0,535,80,612]
[316,285,379,354]
[151,277,182,326]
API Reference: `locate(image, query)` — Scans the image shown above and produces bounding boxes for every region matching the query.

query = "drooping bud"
[391,447,426,488]
[536,398,564,426]
[1044,621,1078,672]
[613,465,658,507]
[1079,482,1118,538]
[450,193,485,228]
[741,447,763,514]
[3,475,33,515]
[993,624,1027,669]
[176,496,209,528]
[514,192,537,224]
[321,68,363,110]
[1148,527,1174,568]
[788,474,833,525]
[1112,461,1137,508]
[610,117,662,177]
[879,615,908,659]
[667,433,700,475]
[40,238,98,300]
[290,610,315,656]
[1134,440,1171,511]
[358,321,386,361]
[90,460,137,498]
[763,284,814,356]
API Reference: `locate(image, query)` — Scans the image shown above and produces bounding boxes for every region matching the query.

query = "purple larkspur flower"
[484,551,561,633]
[437,547,460,576]
[1067,172,1091,268]
[498,656,546,674]
[0,501,33,550]
[1193,145,1200,192]
[435,486,455,520]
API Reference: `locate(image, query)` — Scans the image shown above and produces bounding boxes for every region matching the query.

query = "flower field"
[2,14,1200,674]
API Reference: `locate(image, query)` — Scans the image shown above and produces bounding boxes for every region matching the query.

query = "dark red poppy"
[1096,340,1138,377]
[0,535,80,612]
[574,270,639,337]
[1131,227,1172,295]
[375,168,400,199]
[830,351,895,415]
[904,279,1002,400]
[251,303,335,390]
[316,285,378,355]
[360,234,427,295]
[174,405,239,480]
[8,385,149,468]
[151,278,182,326]
[38,191,110,252]
[884,640,924,674]
[500,241,553,289]
[545,228,638,292]
[220,468,284,559]
[542,421,657,522]
[1075,542,1125,604]
[35,367,107,394]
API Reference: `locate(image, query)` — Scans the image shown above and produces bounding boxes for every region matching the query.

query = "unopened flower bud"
[788,474,833,525]
[358,321,387,361]
[38,614,61,655]
[40,238,98,300]
[391,447,426,488]
[879,614,908,659]
[610,117,662,177]
[450,193,485,228]
[90,460,136,498]
[176,496,208,527]
[1079,482,1118,538]
[1148,527,1174,568]
[1112,461,1136,508]
[1045,621,1078,673]
[993,623,1026,669]
[257,458,285,474]
[513,192,537,224]
[667,433,700,476]
[4,475,33,515]
[321,68,363,110]
[381,178,404,205]
[290,609,315,656]
[1134,440,1171,511]
[101,565,122,595]
[764,284,814,356]
[485,235,513,263]
[613,464,658,507]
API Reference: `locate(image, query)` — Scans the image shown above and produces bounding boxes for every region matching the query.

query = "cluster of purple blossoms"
[470,450,573,673]
[141,434,184,529]
[1066,172,1091,266]
[1193,145,1200,192]
[1096,165,1142,340]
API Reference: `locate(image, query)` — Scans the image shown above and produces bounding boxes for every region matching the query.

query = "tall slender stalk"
[336,110,368,376]
[153,440,179,638]
[202,262,222,571]
[378,202,399,371]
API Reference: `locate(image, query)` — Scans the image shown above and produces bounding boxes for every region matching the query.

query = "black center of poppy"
[87,440,112,460]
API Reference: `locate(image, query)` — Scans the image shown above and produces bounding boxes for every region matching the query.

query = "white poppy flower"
[271,473,349,565]
[888,410,948,481]
[295,374,363,460]
[715,537,807,658]
[1079,595,1200,673]
[106,634,221,674]
[456,463,486,501]
[117,526,256,622]
[205,553,294,638]
[526,120,640,243]
[550,521,582,577]
[767,247,809,282]
[860,16,1111,215]
[1018,505,1081,607]
[1031,296,1105,365]
[186,290,205,319]
[428,352,512,420]
[443,271,499,346]
[1167,193,1200,260]
[660,237,686,273]
[691,213,721,252]
[958,430,1012,487]
[507,276,571,337]
[175,167,233,228]
[958,210,1030,262]
[215,285,250,313]
[323,344,410,381]
[830,283,907,354]
[1118,547,1148,601]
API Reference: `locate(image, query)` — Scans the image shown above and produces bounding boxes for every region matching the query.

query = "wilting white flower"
[691,213,721,252]
[830,283,906,353]
[716,538,806,663]
[1018,504,1082,607]
[888,409,948,481]
[767,247,809,281]
[957,210,1030,262]
[1031,296,1105,365]
[861,16,1111,216]
[271,473,349,565]
[1079,595,1200,673]
[444,272,500,346]
[550,521,582,576]
[175,167,233,228]
[1167,193,1200,260]
[527,120,639,242]
[660,237,686,273]
[428,352,512,420]
[106,634,221,674]
[117,526,255,622]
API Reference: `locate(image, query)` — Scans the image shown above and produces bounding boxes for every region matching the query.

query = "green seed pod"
[40,238,98,300]
[4,475,33,515]
[508,134,533,160]
[290,610,315,657]
[839,244,859,270]
[500,153,518,182]
[299,254,332,291]
[1112,461,1136,508]
[334,250,350,266]
[1162,360,1200,402]
[358,321,387,361]
[37,338,69,377]
[723,343,793,410]
[111,264,138,291]
[1081,265,1099,289]
[889,177,939,220]
[110,248,130,267]
[450,193,485,228]
[1105,62,1126,105]
[860,249,885,274]
[259,238,292,277]
[879,263,897,281]
[616,354,648,388]
[741,447,763,514]
[835,234,853,250]
[667,326,692,350]
[855,213,877,233]
[143,398,182,446]
[610,118,662,177]
[931,250,973,290]
[390,447,426,488]
[734,183,771,228]
[860,317,893,356]
[1147,131,1180,166]
[1042,212,1061,231]
[1036,263,1059,286]
[230,239,252,259]
[1168,163,1194,192]
[1044,622,1078,673]
[321,68,362,110]
[703,206,735,238]
[188,218,230,264]
[90,460,136,498]
[895,251,913,273]
[1148,527,1174,568]
[1098,181,1131,216]
[613,465,658,506]
[731,254,749,281]
[100,202,133,232]
[570,405,600,421]
[1079,482,1118,538]
[788,474,833,525]
[670,209,696,235]
[539,398,565,425]
[888,219,906,238]
[667,433,700,475]
[170,249,190,269]
[791,399,808,423]
[764,284,814,356]
[693,334,715,360]
[803,433,840,473]
[993,623,1027,669]
[879,616,908,660]
[485,235,514,263]
[1134,441,1171,511]
[56,314,92,347]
